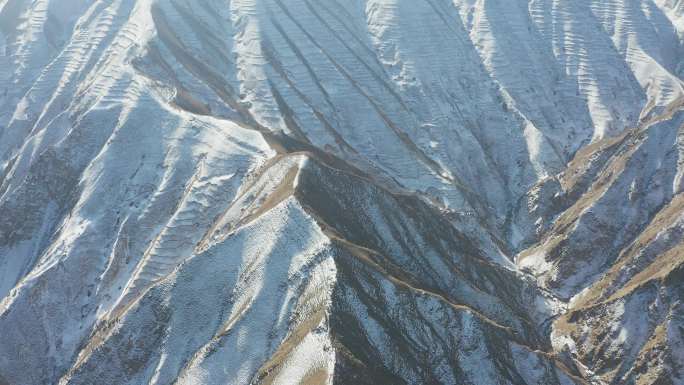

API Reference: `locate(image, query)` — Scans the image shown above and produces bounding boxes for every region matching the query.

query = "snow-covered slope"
[0,0,682,384]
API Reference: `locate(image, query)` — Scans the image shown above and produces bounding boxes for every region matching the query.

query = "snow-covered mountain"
[0,0,682,384]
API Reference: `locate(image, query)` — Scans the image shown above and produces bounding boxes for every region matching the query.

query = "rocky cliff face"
[0,0,682,384]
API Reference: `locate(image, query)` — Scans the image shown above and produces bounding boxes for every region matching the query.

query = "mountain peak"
[1,0,683,384]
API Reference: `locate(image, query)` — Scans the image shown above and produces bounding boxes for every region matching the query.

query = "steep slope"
[52,150,579,385]
[0,0,683,384]
[519,102,684,298]
[554,193,684,384]
[516,102,684,384]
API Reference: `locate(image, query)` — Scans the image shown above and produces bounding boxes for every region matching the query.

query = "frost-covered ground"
[0,0,683,384]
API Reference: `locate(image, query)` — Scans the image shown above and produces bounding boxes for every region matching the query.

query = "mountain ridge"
[1,0,683,384]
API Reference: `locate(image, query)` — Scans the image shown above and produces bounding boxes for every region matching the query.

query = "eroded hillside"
[0,0,683,384]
